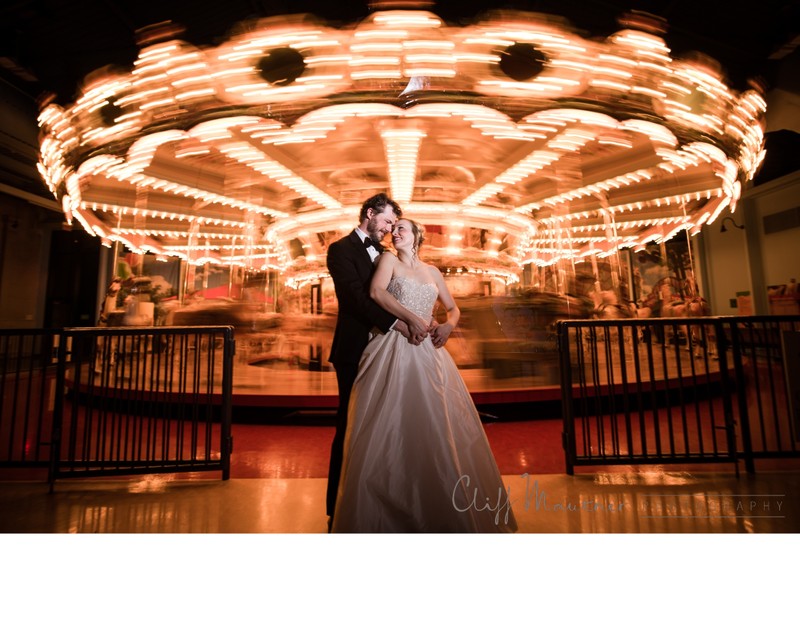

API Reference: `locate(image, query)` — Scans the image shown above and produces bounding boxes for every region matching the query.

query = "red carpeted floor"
[229,418,566,479]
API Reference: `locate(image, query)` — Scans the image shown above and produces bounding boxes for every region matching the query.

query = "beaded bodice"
[386,276,438,321]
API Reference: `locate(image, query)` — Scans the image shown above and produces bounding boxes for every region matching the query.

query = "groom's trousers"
[326,361,359,518]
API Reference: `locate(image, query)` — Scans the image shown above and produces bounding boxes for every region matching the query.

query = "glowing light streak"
[35,6,766,276]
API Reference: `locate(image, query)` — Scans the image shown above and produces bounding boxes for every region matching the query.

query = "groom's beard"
[366,218,385,244]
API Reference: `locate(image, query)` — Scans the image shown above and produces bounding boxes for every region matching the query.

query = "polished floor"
[2,471,798,534]
[1,418,798,534]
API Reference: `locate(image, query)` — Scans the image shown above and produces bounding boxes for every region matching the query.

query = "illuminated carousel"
[36,3,766,402]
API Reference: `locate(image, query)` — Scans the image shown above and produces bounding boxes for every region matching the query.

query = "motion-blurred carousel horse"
[567,271,637,354]
[638,276,716,358]
[589,288,637,320]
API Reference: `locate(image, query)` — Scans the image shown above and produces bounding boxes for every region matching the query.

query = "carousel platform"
[228,349,723,418]
[228,363,564,412]
[62,322,726,421]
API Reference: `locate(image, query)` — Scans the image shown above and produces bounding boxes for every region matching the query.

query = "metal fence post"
[221,326,235,481]
[713,318,741,475]
[47,330,67,491]
[558,321,575,475]
[725,319,755,473]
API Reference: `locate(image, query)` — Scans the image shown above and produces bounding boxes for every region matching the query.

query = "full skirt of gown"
[331,279,517,533]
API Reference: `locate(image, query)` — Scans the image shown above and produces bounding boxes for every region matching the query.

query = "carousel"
[35,2,766,401]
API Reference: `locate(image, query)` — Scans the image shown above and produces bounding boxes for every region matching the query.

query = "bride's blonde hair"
[406,219,425,256]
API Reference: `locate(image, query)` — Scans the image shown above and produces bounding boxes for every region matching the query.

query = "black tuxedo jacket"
[327,230,396,365]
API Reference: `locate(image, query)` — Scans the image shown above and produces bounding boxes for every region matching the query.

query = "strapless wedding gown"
[331,276,517,533]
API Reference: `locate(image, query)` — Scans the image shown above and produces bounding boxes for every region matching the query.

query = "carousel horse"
[589,288,636,320]
[683,295,716,358]
[641,278,715,358]
[581,287,637,355]
[94,277,123,371]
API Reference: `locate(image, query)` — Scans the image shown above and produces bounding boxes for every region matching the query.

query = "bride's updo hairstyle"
[407,219,425,257]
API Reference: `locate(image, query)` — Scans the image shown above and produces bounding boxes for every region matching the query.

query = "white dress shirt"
[355,227,380,262]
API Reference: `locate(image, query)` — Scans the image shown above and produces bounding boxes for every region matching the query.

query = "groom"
[325,193,426,524]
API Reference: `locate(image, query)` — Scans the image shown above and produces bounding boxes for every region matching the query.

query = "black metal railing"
[558,315,800,474]
[0,329,62,469]
[1,326,234,485]
[721,316,800,472]
[4,316,795,482]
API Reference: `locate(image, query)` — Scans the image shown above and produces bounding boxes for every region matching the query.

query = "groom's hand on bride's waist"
[407,315,430,340]
[393,319,426,345]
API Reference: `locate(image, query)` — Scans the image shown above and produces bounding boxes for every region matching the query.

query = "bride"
[331,219,517,533]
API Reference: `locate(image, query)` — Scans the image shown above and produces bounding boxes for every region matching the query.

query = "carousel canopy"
[36,5,766,287]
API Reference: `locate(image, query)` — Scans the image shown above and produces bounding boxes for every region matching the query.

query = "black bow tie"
[363,237,380,250]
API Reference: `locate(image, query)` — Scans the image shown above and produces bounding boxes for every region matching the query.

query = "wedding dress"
[331,276,517,533]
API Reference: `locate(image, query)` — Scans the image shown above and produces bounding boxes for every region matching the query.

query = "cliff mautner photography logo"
[452,473,626,526]
[453,474,789,525]
[639,493,787,519]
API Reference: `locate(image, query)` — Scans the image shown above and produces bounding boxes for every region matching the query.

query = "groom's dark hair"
[359,192,402,222]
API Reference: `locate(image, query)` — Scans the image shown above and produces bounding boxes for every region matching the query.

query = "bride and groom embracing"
[325,193,517,533]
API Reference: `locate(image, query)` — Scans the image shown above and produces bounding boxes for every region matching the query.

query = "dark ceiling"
[1,0,797,103]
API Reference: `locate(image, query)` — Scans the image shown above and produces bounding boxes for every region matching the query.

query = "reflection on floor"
[1,419,798,533]
[1,471,798,533]
[227,419,566,478]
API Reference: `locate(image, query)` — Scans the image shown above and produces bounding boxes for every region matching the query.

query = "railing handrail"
[557,314,800,474]
[1,326,235,485]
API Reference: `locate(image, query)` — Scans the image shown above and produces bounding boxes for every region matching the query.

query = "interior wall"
[752,176,800,287]
[762,224,800,286]
[0,193,61,328]
[747,171,800,314]
[701,169,800,316]
[701,214,750,316]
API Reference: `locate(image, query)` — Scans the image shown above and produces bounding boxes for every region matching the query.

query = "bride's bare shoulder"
[375,251,398,266]
[424,262,443,278]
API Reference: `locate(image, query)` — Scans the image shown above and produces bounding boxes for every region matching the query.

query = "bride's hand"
[429,322,453,348]
[407,314,429,342]
[395,317,427,345]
